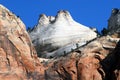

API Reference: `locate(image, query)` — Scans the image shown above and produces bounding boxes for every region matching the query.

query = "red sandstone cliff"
[0,5,43,80]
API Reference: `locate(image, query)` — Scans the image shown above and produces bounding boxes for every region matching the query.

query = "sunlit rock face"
[29,10,97,58]
[0,4,43,80]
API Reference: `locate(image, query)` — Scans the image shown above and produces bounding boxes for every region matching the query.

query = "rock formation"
[29,10,97,57]
[0,4,43,80]
[108,8,120,34]
[0,4,120,80]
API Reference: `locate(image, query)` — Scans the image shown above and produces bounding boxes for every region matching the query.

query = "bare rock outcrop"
[29,10,97,57]
[108,8,120,34]
[40,8,120,80]
[0,5,43,80]
[42,35,119,80]
[0,4,120,80]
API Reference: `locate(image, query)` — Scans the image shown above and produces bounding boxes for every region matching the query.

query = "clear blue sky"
[1,0,120,32]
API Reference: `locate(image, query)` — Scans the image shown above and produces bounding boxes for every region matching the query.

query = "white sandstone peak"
[38,14,49,25]
[29,10,97,58]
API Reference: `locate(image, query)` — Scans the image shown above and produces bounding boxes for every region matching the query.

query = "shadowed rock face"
[108,8,120,34]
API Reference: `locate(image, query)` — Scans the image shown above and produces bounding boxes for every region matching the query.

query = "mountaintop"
[29,10,97,58]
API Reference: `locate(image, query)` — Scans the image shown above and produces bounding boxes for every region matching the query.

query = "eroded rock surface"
[0,5,43,80]
[108,8,120,34]
[29,10,97,57]
[43,35,120,80]
[0,4,120,80]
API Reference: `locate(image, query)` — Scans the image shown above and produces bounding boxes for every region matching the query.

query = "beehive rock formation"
[29,10,97,57]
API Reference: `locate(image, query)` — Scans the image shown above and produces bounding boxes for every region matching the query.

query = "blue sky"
[1,0,120,32]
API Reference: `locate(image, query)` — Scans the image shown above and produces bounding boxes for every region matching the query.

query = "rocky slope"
[0,4,120,80]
